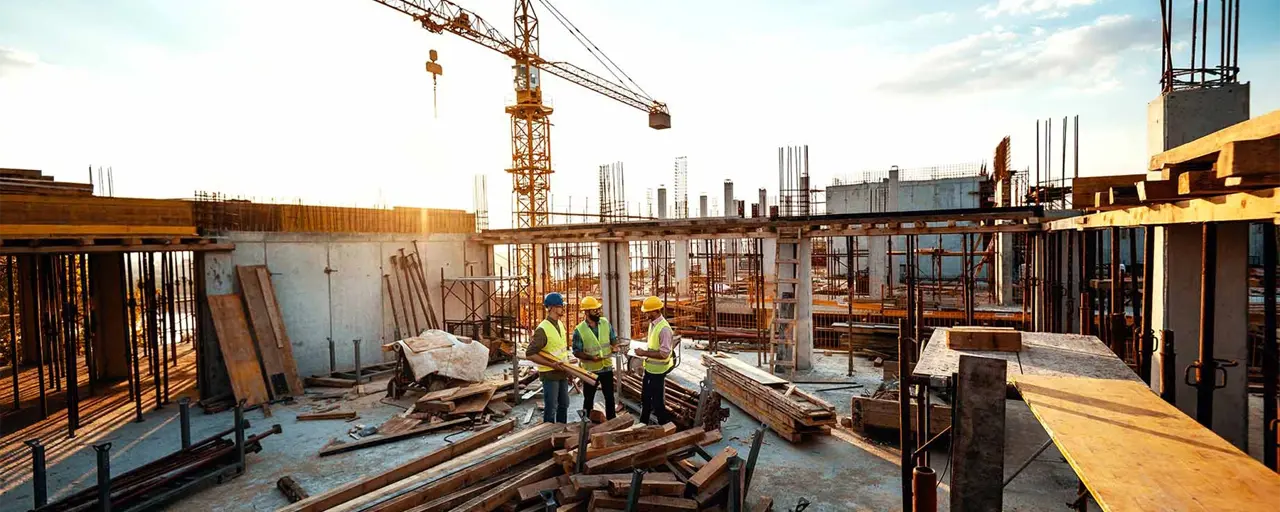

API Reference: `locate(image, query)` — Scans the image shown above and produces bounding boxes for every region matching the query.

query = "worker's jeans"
[581,371,616,420]
[639,371,669,425]
[542,377,570,423]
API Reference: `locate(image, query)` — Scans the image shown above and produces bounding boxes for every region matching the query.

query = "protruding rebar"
[93,442,112,512]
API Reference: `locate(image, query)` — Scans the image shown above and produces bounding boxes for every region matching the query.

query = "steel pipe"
[27,439,47,508]
[1195,223,1217,427]
[179,397,192,450]
[911,466,937,512]
[94,443,112,512]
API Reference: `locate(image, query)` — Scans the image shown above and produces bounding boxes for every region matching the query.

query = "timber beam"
[1044,187,1280,230]
[476,206,1044,245]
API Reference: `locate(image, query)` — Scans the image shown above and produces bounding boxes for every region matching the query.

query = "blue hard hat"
[543,292,565,307]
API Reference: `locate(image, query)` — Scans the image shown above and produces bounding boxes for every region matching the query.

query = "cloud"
[912,11,956,26]
[979,0,1098,18]
[0,47,41,77]
[877,14,1157,95]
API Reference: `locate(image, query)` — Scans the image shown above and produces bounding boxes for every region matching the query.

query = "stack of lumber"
[702,354,837,442]
[283,413,752,511]
[0,168,93,196]
[413,382,511,419]
[1073,109,1280,210]
[849,396,950,437]
[618,368,729,431]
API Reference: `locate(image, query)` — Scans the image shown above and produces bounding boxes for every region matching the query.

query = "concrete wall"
[203,231,485,378]
[826,176,986,284]
[1147,84,1250,158]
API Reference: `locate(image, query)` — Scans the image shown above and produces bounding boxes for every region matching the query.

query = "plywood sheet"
[1015,375,1280,511]
[913,329,1139,384]
[208,294,269,406]
[236,265,302,398]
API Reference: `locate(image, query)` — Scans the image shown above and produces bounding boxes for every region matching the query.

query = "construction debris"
[277,476,310,503]
[703,353,836,442]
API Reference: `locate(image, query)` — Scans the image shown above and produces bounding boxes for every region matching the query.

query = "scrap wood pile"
[618,366,729,432]
[848,379,951,437]
[1072,108,1280,210]
[205,265,305,412]
[702,354,836,442]
[280,415,774,512]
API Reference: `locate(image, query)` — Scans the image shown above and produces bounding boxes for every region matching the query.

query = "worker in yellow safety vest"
[632,295,674,425]
[572,296,620,420]
[525,292,570,423]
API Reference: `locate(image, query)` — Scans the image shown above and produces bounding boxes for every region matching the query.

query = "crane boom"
[371,0,670,125]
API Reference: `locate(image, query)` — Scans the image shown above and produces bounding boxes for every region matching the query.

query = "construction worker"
[633,295,673,425]
[526,292,570,423]
[572,296,619,420]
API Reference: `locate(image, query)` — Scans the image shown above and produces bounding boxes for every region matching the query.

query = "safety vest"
[574,318,614,372]
[644,317,674,374]
[535,319,569,373]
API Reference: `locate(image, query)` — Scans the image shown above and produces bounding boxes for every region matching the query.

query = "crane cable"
[533,0,654,102]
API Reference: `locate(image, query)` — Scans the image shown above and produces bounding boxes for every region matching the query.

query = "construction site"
[1,1,1279,511]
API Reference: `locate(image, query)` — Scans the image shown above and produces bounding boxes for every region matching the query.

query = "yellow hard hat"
[640,296,664,312]
[580,296,602,310]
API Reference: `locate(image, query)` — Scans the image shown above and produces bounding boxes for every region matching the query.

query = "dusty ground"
[2,340,1271,511]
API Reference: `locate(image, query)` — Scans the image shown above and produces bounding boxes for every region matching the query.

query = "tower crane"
[369,0,669,324]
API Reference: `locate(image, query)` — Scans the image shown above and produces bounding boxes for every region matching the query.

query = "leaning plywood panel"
[256,265,306,392]
[207,294,269,406]
[235,265,303,397]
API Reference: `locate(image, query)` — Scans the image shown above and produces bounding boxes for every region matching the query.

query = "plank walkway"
[912,329,1140,385]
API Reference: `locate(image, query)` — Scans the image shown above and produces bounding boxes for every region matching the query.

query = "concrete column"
[796,238,814,370]
[657,187,668,220]
[868,236,888,300]
[90,254,130,380]
[599,242,633,340]
[761,238,777,280]
[673,241,689,294]
[699,195,708,218]
[758,189,767,217]
[1150,223,1250,449]
[723,181,734,219]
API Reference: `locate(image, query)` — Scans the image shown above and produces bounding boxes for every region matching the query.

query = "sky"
[1,0,1278,228]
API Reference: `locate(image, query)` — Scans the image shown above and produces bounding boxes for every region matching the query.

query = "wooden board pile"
[944,326,1022,352]
[1,168,94,196]
[702,354,836,442]
[618,368,729,431]
[1072,109,1280,210]
[281,414,770,511]
[204,265,305,410]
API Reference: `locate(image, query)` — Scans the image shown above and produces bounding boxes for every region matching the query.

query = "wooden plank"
[0,224,196,237]
[1107,185,1141,206]
[279,419,515,512]
[1015,375,1280,511]
[590,424,675,449]
[410,477,508,512]
[305,376,355,388]
[1071,174,1146,207]
[1150,109,1280,171]
[236,265,295,399]
[318,418,470,457]
[914,330,1140,384]
[707,353,789,386]
[588,491,699,512]
[296,411,357,421]
[338,424,564,512]
[565,413,635,450]
[585,428,706,474]
[451,459,561,512]
[570,473,628,494]
[848,396,950,437]
[1216,137,1280,178]
[255,266,305,394]
[207,294,269,406]
[518,475,572,503]
[950,355,1006,512]
[606,474,685,497]
[687,446,736,490]
[1180,169,1280,196]
[450,386,497,415]
[1135,179,1178,202]
[944,327,1021,352]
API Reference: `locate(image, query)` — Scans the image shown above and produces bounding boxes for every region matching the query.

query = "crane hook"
[425,49,443,118]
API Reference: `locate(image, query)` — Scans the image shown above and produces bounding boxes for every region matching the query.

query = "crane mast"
[370,0,668,327]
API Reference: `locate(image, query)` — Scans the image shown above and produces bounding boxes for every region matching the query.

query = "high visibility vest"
[574,318,614,372]
[644,317,674,374]
[535,319,568,373]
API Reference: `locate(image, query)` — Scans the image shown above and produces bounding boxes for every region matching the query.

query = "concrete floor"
[1,341,1272,511]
